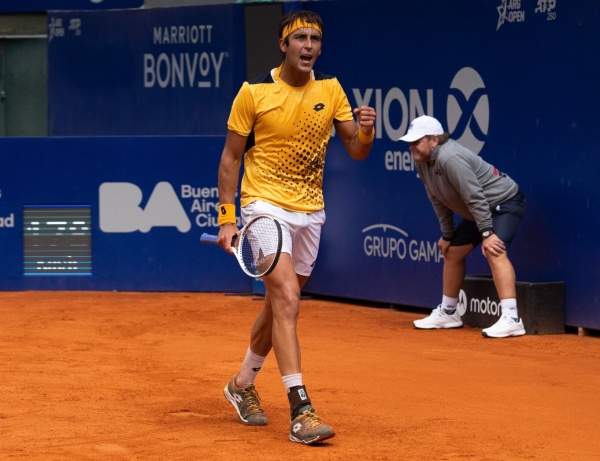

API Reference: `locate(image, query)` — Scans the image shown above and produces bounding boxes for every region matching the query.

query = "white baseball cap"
[398,115,444,142]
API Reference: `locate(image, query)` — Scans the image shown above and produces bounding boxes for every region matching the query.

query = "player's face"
[281,27,322,73]
[409,136,437,163]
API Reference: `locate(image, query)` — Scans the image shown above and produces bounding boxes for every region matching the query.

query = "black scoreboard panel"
[23,206,92,276]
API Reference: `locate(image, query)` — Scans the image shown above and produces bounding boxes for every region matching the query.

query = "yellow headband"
[282,18,322,39]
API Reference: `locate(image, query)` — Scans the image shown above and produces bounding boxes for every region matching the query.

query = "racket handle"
[200,233,219,244]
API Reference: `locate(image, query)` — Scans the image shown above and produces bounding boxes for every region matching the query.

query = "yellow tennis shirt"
[227,64,354,212]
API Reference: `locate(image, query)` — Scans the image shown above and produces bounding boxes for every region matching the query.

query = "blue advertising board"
[298,0,600,329]
[47,4,246,135]
[3,0,600,330]
[0,136,250,293]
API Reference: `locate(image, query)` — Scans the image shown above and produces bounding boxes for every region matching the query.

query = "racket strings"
[239,218,281,276]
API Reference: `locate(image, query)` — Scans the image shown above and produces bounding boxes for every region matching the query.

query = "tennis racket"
[200,215,283,278]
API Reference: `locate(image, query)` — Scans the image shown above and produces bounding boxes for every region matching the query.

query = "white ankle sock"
[441,295,458,314]
[500,298,519,319]
[282,373,303,391]
[236,347,266,387]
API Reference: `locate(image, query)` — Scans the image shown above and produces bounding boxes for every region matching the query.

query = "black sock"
[287,385,312,419]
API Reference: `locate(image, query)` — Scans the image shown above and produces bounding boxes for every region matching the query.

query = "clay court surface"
[1,291,599,460]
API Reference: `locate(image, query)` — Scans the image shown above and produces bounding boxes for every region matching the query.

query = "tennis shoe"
[289,405,335,445]
[413,305,463,329]
[223,375,267,426]
[482,316,526,338]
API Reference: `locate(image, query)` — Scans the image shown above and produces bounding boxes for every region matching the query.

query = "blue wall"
[0,136,249,292]
[47,4,246,135]
[303,0,600,330]
[1,0,599,330]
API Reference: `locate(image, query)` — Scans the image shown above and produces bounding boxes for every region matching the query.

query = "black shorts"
[450,190,526,249]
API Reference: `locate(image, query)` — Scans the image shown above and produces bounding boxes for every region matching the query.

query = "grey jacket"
[415,139,519,239]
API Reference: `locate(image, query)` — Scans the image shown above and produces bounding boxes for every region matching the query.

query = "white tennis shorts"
[241,200,326,276]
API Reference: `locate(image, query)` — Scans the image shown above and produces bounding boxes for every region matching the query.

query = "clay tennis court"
[1,291,599,460]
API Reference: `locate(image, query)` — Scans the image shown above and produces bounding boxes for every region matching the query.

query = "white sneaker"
[413,305,463,329]
[482,316,526,338]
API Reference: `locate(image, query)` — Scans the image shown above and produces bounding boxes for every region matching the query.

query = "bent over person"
[215,10,376,444]
[398,115,526,338]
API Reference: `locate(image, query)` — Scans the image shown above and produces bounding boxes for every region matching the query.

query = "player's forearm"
[348,128,373,160]
[217,155,242,204]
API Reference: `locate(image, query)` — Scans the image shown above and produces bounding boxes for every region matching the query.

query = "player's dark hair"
[278,10,323,59]
[279,10,323,39]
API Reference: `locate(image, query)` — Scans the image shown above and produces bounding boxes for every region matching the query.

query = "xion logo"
[446,67,489,155]
[99,182,191,233]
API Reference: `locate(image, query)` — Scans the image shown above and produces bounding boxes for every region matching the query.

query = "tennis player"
[399,115,526,338]
[215,10,376,444]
